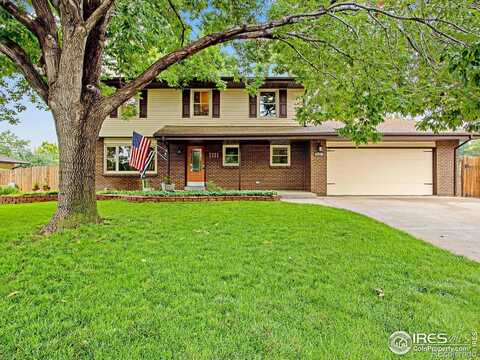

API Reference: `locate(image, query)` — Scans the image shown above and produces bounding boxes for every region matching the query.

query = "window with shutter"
[259,91,277,117]
[193,90,210,116]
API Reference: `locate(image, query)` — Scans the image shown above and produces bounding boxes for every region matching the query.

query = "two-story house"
[96,77,473,196]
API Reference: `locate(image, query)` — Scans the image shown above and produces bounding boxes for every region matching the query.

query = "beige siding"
[99,88,303,137]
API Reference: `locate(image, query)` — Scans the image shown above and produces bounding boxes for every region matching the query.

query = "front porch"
[160,140,326,193]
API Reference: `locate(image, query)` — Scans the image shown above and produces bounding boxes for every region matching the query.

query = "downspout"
[238,142,242,190]
[454,135,473,196]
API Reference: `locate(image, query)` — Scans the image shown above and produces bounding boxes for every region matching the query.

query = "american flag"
[129,131,151,171]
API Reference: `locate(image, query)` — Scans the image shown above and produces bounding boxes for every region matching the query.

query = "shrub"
[0,186,21,196]
[42,184,51,191]
[32,183,40,191]
[206,181,223,192]
[98,189,277,197]
[163,175,172,185]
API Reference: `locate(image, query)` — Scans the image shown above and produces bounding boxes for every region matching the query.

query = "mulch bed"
[1,193,279,204]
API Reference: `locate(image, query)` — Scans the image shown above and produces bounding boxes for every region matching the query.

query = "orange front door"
[187,146,205,185]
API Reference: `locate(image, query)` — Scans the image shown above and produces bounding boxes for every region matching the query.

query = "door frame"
[186,145,206,186]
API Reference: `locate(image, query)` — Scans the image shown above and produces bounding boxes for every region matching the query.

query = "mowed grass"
[0,201,478,359]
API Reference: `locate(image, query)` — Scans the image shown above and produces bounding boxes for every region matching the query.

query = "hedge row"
[98,190,278,197]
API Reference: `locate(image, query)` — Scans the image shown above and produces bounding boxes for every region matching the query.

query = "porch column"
[435,140,458,196]
[308,140,327,195]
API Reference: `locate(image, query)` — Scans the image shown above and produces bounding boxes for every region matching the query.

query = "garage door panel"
[327,149,433,196]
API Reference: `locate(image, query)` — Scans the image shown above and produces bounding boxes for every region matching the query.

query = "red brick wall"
[168,143,186,189]
[204,141,307,190]
[95,138,461,196]
[96,139,308,191]
[205,143,241,189]
[435,140,458,196]
[307,140,327,195]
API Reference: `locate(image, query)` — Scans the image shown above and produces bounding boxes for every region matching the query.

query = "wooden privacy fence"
[0,165,59,191]
[462,157,480,198]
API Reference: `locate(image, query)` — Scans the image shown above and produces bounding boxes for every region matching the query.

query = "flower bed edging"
[0,194,58,204]
[96,194,279,202]
[1,193,279,204]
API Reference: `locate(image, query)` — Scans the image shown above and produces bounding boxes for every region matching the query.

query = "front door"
[187,146,205,186]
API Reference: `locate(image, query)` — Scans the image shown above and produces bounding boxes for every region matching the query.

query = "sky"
[0,97,57,150]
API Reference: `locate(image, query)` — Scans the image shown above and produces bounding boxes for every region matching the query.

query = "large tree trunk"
[41,109,102,235]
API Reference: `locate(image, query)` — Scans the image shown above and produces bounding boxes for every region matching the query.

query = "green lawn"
[0,201,478,359]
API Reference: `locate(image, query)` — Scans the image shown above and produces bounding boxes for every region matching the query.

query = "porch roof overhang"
[154,125,474,141]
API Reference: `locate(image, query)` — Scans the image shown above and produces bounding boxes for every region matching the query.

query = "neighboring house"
[97,77,475,196]
[0,155,28,170]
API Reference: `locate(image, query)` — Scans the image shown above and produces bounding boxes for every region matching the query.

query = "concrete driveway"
[281,194,480,262]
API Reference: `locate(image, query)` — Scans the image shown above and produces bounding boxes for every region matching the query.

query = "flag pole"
[140,150,155,190]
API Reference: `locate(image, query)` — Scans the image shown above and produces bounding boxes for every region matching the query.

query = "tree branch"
[327,13,359,38]
[278,38,337,80]
[329,2,468,46]
[84,0,115,33]
[167,0,186,46]
[99,1,470,117]
[82,0,113,105]
[0,38,48,102]
[32,0,57,35]
[99,7,333,115]
[58,0,83,24]
[0,0,42,37]
[285,32,353,61]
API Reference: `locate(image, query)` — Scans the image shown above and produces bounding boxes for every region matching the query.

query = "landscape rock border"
[1,193,279,204]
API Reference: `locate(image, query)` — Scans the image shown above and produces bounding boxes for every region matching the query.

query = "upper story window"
[260,91,277,117]
[109,90,148,119]
[193,90,210,116]
[120,98,139,118]
[104,142,156,174]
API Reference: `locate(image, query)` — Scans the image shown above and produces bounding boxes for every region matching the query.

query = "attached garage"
[327,144,434,196]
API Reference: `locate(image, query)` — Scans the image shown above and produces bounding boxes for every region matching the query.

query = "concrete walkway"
[280,194,480,262]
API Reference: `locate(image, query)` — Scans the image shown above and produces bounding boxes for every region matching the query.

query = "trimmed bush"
[98,189,277,197]
[0,186,21,195]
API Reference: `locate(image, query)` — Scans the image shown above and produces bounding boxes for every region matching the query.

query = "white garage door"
[327,148,433,196]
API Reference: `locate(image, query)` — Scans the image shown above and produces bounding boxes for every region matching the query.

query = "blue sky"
[0,98,57,149]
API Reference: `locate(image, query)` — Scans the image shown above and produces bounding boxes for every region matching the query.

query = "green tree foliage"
[0,1,477,141]
[0,130,58,166]
[463,139,480,156]
[0,130,30,159]
[30,141,59,166]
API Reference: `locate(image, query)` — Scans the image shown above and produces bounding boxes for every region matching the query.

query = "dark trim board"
[104,77,304,90]
[433,148,438,195]
[327,147,435,149]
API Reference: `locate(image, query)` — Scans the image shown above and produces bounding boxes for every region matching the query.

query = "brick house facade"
[96,138,459,196]
[96,78,471,196]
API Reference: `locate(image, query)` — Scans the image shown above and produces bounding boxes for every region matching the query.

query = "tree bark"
[41,109,102,234]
